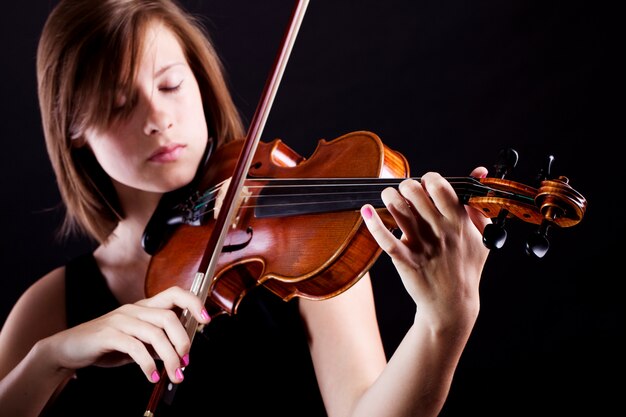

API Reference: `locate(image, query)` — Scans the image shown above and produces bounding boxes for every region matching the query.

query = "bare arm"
[0,268,211,417]
[303,167,491,417]
[0,268,74,416]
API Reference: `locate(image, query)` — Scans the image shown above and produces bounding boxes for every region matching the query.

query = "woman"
[0,1,490,416]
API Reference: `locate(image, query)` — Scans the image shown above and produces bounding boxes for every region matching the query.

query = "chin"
[160,172,196,192]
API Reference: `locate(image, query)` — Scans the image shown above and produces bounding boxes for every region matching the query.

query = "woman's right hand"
[41,286,210,383]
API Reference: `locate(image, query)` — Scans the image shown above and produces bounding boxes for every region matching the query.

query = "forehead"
[138,22,187,72]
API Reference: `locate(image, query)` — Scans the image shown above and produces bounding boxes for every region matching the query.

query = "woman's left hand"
[360,167,491,329]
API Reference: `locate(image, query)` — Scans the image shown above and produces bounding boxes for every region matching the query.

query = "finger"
[131,306,191,357]
[398,174,447,232]
[360,204,403,257]
[137,286,211,325]
[380,184,419,242]
[418,172,464,221]
[109,308,187,383]
[470,166,488,179]
[467,166,491,233]
[97,327,162,383]
[466,204,491,235]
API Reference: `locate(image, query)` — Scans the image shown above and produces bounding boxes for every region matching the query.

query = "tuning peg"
[482,209,508,249]
[535,154,555,185]
[493,148,519,178]
[481,148,519,250]
[526,156,568,257]
[525,220,552,258]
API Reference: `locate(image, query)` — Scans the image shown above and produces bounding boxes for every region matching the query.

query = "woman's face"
[83,22,208,196]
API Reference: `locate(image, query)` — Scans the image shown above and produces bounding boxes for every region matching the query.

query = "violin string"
[190,179,500,214]
[192,177,493,207]
[191,188,491,219]
[183,178,506,221]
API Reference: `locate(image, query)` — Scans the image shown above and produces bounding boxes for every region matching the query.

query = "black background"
[1,1,623,415]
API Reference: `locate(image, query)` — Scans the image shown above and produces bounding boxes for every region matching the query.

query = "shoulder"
[3,265,68,339]
[0,265,67,375]
[7,266,67,335]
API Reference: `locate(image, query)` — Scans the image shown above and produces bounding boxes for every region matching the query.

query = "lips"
[148,144,186,162]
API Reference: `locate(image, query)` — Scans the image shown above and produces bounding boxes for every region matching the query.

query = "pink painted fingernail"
[176,368,184,381]
[200,308,210,321]
[361,206,373,219]
[182,353,190,366]
[151,370,160,383]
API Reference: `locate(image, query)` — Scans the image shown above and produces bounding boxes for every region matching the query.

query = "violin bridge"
[214,177,252,228]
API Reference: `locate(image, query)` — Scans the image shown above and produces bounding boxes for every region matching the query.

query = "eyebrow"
[154,62,186,77]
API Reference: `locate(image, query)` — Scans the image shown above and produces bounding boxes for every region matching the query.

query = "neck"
[104,182,163,260]
[92,182,165,303]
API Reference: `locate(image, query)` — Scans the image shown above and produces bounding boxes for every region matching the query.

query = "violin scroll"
[473,149,587,257]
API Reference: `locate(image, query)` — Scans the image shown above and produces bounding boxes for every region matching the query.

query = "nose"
[143,96,173,136]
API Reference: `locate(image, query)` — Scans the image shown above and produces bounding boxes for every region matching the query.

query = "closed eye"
[160,80,183,93]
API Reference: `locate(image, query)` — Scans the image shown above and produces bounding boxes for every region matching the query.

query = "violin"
[143,130,587,314]
[140,0,587,414]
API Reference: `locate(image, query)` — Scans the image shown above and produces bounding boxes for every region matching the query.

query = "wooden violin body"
[145,131,408,315]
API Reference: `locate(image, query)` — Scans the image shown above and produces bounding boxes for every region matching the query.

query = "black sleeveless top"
[43,253,327,416]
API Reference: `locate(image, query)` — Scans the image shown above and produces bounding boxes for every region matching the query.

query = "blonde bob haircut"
[37,0,244,243]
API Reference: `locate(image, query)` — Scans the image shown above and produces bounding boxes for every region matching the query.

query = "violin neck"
[253,176,488,218]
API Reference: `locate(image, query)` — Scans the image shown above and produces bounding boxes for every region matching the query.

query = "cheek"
[183,106,208,144]
[86,134,137,181]
[175,112,208,177]
[181,80,209,142]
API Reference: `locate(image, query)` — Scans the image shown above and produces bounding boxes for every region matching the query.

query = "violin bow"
[144,0,310,415]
